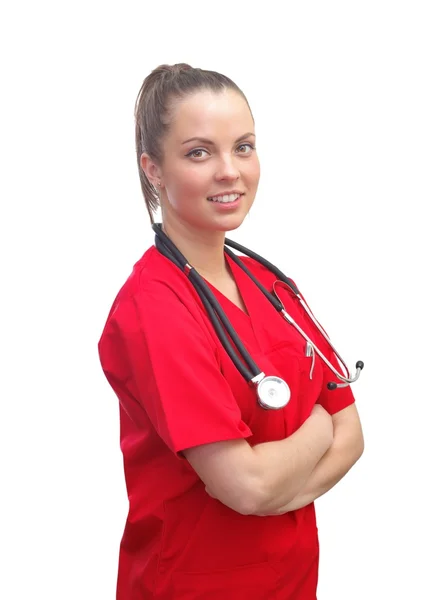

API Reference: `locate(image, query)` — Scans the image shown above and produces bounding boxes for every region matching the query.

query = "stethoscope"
[152,223,364,411]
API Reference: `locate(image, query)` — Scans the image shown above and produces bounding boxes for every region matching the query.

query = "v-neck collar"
[203,252,251,320]
[202,251,274,352]
[225,252,278,347]
[225,252,271,349]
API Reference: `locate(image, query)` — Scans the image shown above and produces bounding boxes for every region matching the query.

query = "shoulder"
[104,246,199,317]
[99,245,216,347]
[110,245,189,303]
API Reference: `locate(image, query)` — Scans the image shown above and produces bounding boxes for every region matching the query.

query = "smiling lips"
[207,193,243,203]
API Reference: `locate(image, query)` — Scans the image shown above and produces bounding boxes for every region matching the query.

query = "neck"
[160,215,229,279]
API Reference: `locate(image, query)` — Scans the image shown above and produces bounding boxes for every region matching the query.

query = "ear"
[140,153,162,187]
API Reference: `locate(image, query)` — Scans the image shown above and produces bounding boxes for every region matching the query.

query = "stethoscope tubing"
[225,237,363,387]
[224,237,362,387]
[153,225,264,384]
[153,223,363,391]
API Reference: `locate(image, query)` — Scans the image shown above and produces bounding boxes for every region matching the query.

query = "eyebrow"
[181,132,256,145]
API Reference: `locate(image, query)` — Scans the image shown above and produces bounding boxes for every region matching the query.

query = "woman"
[98,63,364,600]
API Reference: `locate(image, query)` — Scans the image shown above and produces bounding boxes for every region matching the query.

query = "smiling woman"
[97,63,364,600]
[139,80,260,258]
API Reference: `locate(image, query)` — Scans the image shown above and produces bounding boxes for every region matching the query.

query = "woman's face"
[145,88,260,233]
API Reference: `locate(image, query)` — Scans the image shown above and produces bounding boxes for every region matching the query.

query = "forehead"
[169,89,253,141]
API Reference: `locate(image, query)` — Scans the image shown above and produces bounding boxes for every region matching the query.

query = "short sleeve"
[317,348,356,415]
[106,285,252,454]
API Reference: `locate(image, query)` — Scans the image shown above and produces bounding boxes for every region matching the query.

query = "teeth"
[208,193,240,203]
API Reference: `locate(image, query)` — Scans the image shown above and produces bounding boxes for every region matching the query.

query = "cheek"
[245,157,261,186]
[168,165,209,200]
[182,162,212,187]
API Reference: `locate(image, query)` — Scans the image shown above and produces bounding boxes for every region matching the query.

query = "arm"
[183,404,333,516]
[264,404,364,515]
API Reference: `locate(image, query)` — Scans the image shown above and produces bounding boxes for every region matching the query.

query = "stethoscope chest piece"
[256,376,291,410]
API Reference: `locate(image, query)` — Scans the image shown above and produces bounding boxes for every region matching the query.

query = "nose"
[214,153,241,182]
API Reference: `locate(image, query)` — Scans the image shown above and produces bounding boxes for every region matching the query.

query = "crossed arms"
[183,403,364,516]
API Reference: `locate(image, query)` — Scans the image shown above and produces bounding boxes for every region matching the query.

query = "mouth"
[207,192,244,204]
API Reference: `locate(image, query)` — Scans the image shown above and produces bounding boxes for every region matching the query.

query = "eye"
[186,148,210,159]
[236,143,256,155]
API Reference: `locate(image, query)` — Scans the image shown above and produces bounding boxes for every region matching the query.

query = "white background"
[1,1,443,598]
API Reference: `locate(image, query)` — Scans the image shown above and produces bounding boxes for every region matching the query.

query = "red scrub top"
[98,244,355,600]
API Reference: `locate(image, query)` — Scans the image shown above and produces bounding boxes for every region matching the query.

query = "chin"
[211,215,247,233]
[221,221,245,233]
[185,208,250,234]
